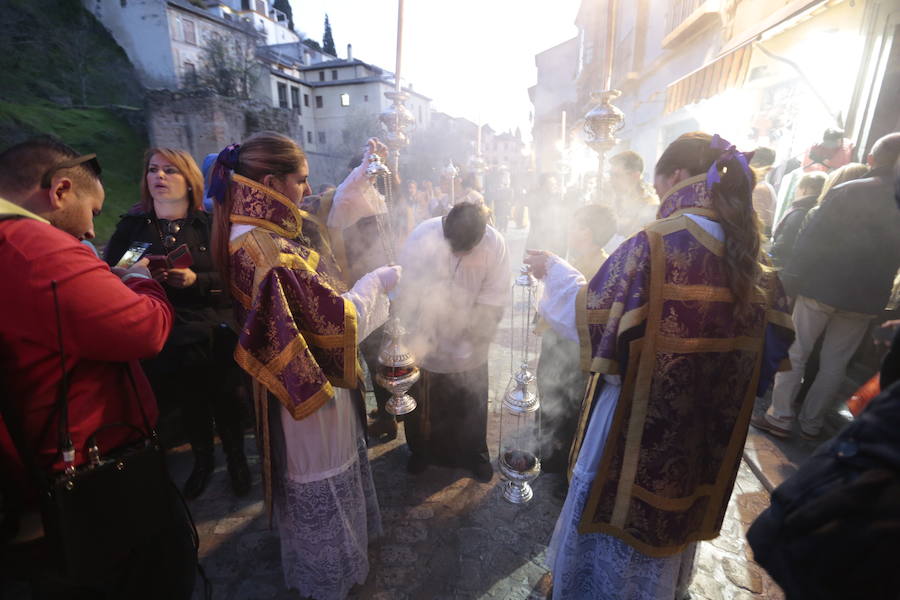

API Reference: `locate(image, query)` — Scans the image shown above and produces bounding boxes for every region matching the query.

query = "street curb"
[741,451,775,494]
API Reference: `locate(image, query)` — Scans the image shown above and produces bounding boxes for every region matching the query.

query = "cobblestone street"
[176,421,789,599]
[1,227,834,600]
[172,227,806,600]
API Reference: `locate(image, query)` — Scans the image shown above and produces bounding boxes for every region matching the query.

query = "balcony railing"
[662,0,722,48]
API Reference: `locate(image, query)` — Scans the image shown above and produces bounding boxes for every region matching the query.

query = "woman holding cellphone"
[105,148,251,499]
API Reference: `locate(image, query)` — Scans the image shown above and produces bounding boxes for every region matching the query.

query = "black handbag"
[2,281,200,592]
[40,384,177,585]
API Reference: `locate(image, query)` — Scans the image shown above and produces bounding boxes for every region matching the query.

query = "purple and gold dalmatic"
[227,175,360,512]
[573,174,794,557]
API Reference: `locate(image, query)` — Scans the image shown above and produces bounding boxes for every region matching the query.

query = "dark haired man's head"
[610,150,645,197]
[443,202,488,254]
[569,204,616,253]
[822,128,844,148]
[750,147,776,169]
[869,132,900,170]
[610,151,644,174]
[0,137,104,240]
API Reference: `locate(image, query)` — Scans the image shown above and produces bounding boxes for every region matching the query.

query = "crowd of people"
[0,124,898,600]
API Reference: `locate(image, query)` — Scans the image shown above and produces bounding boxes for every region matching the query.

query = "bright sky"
[289,0,581,138]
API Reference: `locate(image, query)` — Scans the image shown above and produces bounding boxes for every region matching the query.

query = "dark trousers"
[404,365,490,468]
[143,324,247,458]
[537,331,588,473]
[359,323,393,419]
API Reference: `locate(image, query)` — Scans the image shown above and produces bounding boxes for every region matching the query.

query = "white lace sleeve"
[342,270,390,341]
[327,160,387,230]
[539,256,586,342]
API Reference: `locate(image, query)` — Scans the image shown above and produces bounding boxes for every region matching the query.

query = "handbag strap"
[50,281,75,471]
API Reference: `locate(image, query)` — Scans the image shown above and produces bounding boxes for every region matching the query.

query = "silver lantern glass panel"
[498,364,541,503]
[375,317,419,416]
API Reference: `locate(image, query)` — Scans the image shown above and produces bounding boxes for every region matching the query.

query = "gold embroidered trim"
[767,308,794,330]
[589,356,620,375]
[662,284,734,302]
[684,217,724,257]
[658,173,708,205]
[234,344,334,421]
[611,230,665,527]
[586,308,611,325]
[576,283,592,371]
[568,373,601,482]
[668,207,718,220]
[231,173,325,238]
[618,304,648,337]
[631,482,715,511]
[655,335,761,353]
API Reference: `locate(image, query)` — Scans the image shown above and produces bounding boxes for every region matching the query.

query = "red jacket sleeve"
[9,223,174,361]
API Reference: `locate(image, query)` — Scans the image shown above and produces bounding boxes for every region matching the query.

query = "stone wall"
[146,89,347,185]
[146,89,302,162]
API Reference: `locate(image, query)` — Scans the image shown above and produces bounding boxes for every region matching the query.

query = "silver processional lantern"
[498,265,541,503]
[372,0,422,417]
[584,89,625,203]
[366,153,420,417]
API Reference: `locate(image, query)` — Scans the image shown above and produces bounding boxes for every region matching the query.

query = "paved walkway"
[177,226,799,599]
[4,225,848,599]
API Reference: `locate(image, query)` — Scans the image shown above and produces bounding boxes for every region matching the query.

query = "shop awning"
[663,0,834,114]
[664,43,753,114]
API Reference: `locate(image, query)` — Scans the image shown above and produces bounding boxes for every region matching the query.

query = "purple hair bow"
[706,134,754,189]
[208,143,241,205]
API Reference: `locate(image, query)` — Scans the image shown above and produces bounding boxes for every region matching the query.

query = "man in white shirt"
[397,203,510,482]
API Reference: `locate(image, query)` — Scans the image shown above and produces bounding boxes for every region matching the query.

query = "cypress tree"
[323,14,336,56]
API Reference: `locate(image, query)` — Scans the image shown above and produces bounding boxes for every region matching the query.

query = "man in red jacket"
[0,137,193,598]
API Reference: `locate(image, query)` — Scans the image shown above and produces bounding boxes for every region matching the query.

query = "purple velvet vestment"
[573,174,794,557]
[228,174,361,513]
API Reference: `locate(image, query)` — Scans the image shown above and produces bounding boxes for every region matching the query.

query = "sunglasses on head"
[40,153,103,188]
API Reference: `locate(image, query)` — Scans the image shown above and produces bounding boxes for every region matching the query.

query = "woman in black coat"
[105,148,250,499]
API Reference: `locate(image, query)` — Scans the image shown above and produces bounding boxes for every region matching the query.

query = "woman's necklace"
[153,214,186,250]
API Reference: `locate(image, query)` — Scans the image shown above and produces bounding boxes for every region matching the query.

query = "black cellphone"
[115,241,151,268]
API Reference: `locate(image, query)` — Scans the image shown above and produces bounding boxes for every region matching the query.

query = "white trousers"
[765,295,871,434]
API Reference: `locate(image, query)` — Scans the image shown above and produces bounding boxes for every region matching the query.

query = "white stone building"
[83,0,297,89]
[86,0,433,175]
